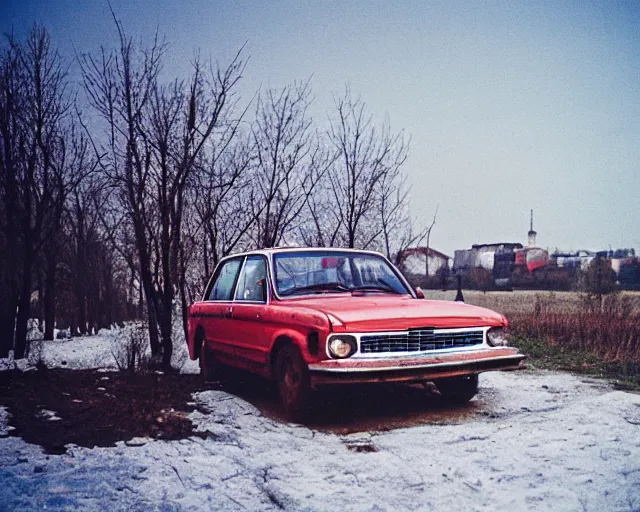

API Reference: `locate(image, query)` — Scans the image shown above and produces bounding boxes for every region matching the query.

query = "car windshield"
[273,251,410,297]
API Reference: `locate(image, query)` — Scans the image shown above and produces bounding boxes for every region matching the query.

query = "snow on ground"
[0,323,200,374]
[1,330,639,510]
[1,365,639,511]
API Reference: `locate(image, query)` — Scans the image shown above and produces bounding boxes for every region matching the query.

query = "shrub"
[110,323,152,374]
[582,257,617,297]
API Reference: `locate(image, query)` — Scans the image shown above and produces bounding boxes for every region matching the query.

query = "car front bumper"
[307,347,526,386]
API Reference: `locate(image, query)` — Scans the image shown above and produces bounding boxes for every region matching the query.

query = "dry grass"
[509,294,640,362]
[423,289,640,386]
[423,289,640,315]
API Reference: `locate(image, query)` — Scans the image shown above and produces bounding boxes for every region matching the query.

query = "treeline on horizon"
[0,22,426,368]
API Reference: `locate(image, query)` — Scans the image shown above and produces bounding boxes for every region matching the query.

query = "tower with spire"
[528,209,537,247]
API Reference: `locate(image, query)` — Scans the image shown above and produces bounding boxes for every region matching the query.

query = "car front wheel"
[275,345,311,421]
[435,374,479,404]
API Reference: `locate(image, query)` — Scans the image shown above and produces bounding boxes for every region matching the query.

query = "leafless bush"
[27,339,45,368]
[110,323,152,374]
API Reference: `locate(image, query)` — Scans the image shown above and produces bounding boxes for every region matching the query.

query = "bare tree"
[326,89,409,250]
[0,35,22,357]
[193,135,255,278]
[81,13,245,369]
[422,206,439,275]
[249,81,327,248]
[63,137,117,337]
[39,125,93,340]
[79,17,166,357]
[378,166,434,266]
[146,55,245,368]
[0,26,73,358]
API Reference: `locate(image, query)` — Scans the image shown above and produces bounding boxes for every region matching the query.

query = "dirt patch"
[0,366,487,453]
[0,369,210,454]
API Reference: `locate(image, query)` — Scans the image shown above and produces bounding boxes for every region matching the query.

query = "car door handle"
[224,307,233,319]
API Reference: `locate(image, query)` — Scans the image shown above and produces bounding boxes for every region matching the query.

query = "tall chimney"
[528,209,537,247]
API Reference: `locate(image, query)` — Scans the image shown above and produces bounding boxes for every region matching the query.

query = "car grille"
[359,328,484,353]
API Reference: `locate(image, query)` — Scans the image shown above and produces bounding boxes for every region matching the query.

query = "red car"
[187,248,526,419]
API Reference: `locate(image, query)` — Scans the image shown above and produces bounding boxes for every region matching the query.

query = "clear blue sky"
[2,0,639,256]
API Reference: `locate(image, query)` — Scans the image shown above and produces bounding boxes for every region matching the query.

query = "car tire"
[275,345,311,421]
[199,339,219,382]
[435,374,479,404]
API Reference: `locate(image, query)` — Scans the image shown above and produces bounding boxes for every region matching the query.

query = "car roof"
[224,246,386,259]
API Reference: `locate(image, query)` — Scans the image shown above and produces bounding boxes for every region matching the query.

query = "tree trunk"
[76,293,87,335]
[179,243,190,360]
[102,277,113,329]
[37,274,44,332]
[43,255,56,341]
[75,243,87,335]
[86,294,97,335]
[142,287,161,355]
[138,276,144,319]
[0,295,17,358]
[160,314,173,370]
[159,278,174,370]
[14,268,33,360]
[146,294,160,357]
[136,227,161,355]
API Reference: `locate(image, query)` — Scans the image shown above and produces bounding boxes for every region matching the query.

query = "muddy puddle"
[218,371,488,434]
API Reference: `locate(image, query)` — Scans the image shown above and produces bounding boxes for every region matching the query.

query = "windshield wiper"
[280,282,351,296]
[351,278,403,294]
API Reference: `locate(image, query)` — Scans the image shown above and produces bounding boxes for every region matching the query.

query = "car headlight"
[487,327,509,347]
[327,335,357,359]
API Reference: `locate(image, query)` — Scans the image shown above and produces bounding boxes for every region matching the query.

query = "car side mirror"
[415,287,425,299]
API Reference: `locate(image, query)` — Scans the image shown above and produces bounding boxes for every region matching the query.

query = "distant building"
[452,211,552,288]
[397,247,450,278]
[551,250,595,272]
[453,243,523,274]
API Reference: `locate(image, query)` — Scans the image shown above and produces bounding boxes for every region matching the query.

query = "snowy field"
[0,323,200,375]
[1,330,640,511]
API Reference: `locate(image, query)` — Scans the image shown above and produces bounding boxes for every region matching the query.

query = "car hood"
[281,295,506,331]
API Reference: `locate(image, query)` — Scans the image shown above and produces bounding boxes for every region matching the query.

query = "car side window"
[235,256,268,302]
[207,258,242,301]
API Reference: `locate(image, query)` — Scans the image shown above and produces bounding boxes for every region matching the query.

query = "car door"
[201,256,243,366]
[229,255,270,372]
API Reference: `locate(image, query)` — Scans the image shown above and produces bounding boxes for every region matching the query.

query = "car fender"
[269,327,312,358]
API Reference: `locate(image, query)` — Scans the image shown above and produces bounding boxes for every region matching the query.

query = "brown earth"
[0,368,211,454]
[0,367,481,455]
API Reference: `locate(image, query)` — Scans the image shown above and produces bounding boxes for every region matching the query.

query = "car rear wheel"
[435,374,479,404]
[275,345,311,421]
